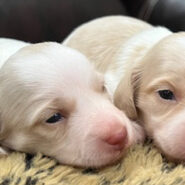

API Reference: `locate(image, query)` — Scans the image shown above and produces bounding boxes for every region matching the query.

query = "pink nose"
[102,126,127,149]
[105,127,127,145]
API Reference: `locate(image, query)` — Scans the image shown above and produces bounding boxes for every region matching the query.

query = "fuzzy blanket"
[0,143,185,185]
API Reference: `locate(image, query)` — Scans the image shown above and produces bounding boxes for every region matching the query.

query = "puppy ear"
[114,67,141,121]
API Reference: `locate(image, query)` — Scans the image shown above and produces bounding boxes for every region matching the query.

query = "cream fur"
[0,39,144,167]
[63,15,185,161]
[0,38,28,68]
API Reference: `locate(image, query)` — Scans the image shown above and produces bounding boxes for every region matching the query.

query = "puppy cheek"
[2,132,28,152]
[154,120,185,159]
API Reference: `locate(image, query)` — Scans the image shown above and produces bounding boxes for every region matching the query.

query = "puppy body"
[63,16,171,97]
[63,16,185,160]
[0,40,144,167]
[63,16,152,73]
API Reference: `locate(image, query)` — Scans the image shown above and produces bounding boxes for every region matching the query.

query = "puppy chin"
[55,148,125,168]
[83,152,124,168]
[155,139,185,162]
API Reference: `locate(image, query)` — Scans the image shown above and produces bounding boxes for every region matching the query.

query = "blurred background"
[0,0,185,43]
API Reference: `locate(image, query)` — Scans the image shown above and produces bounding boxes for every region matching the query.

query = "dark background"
[0,0,185,43]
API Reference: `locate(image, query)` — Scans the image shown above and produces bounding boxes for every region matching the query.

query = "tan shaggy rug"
[0,142,185,185]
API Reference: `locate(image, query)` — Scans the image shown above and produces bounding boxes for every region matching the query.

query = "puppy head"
[115,33,185,160]
[0,43,144,167]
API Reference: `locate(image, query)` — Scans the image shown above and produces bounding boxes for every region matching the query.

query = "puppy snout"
[89,104,130,152]
[93,113,128,150]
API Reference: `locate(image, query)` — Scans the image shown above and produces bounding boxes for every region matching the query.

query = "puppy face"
[136,33,185,160]
[0,43,144,167]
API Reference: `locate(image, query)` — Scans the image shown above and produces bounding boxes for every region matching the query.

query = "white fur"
[0,40,144,167]
[0,38,28,68]
[105,27,172,96]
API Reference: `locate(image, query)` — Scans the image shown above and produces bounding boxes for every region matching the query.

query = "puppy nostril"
[104,127,127,146]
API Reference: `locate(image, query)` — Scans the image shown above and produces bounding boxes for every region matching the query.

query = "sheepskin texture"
[0,142,185,185]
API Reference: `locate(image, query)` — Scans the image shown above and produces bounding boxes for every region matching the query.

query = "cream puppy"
[0,40,144,167]
[63,15,185,161]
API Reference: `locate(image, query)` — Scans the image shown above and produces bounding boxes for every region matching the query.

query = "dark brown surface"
[0,0,126,43]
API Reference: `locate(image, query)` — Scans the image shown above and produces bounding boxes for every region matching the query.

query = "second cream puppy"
[63,16,185,161]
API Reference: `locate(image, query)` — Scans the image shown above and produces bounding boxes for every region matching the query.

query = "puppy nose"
[105,127,127,145]
[102,126,127,148]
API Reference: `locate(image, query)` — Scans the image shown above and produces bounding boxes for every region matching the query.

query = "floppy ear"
[114,67,141,121]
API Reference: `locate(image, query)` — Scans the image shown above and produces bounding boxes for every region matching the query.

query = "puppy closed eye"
[46,113,64,124]
[158,90,176,101]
